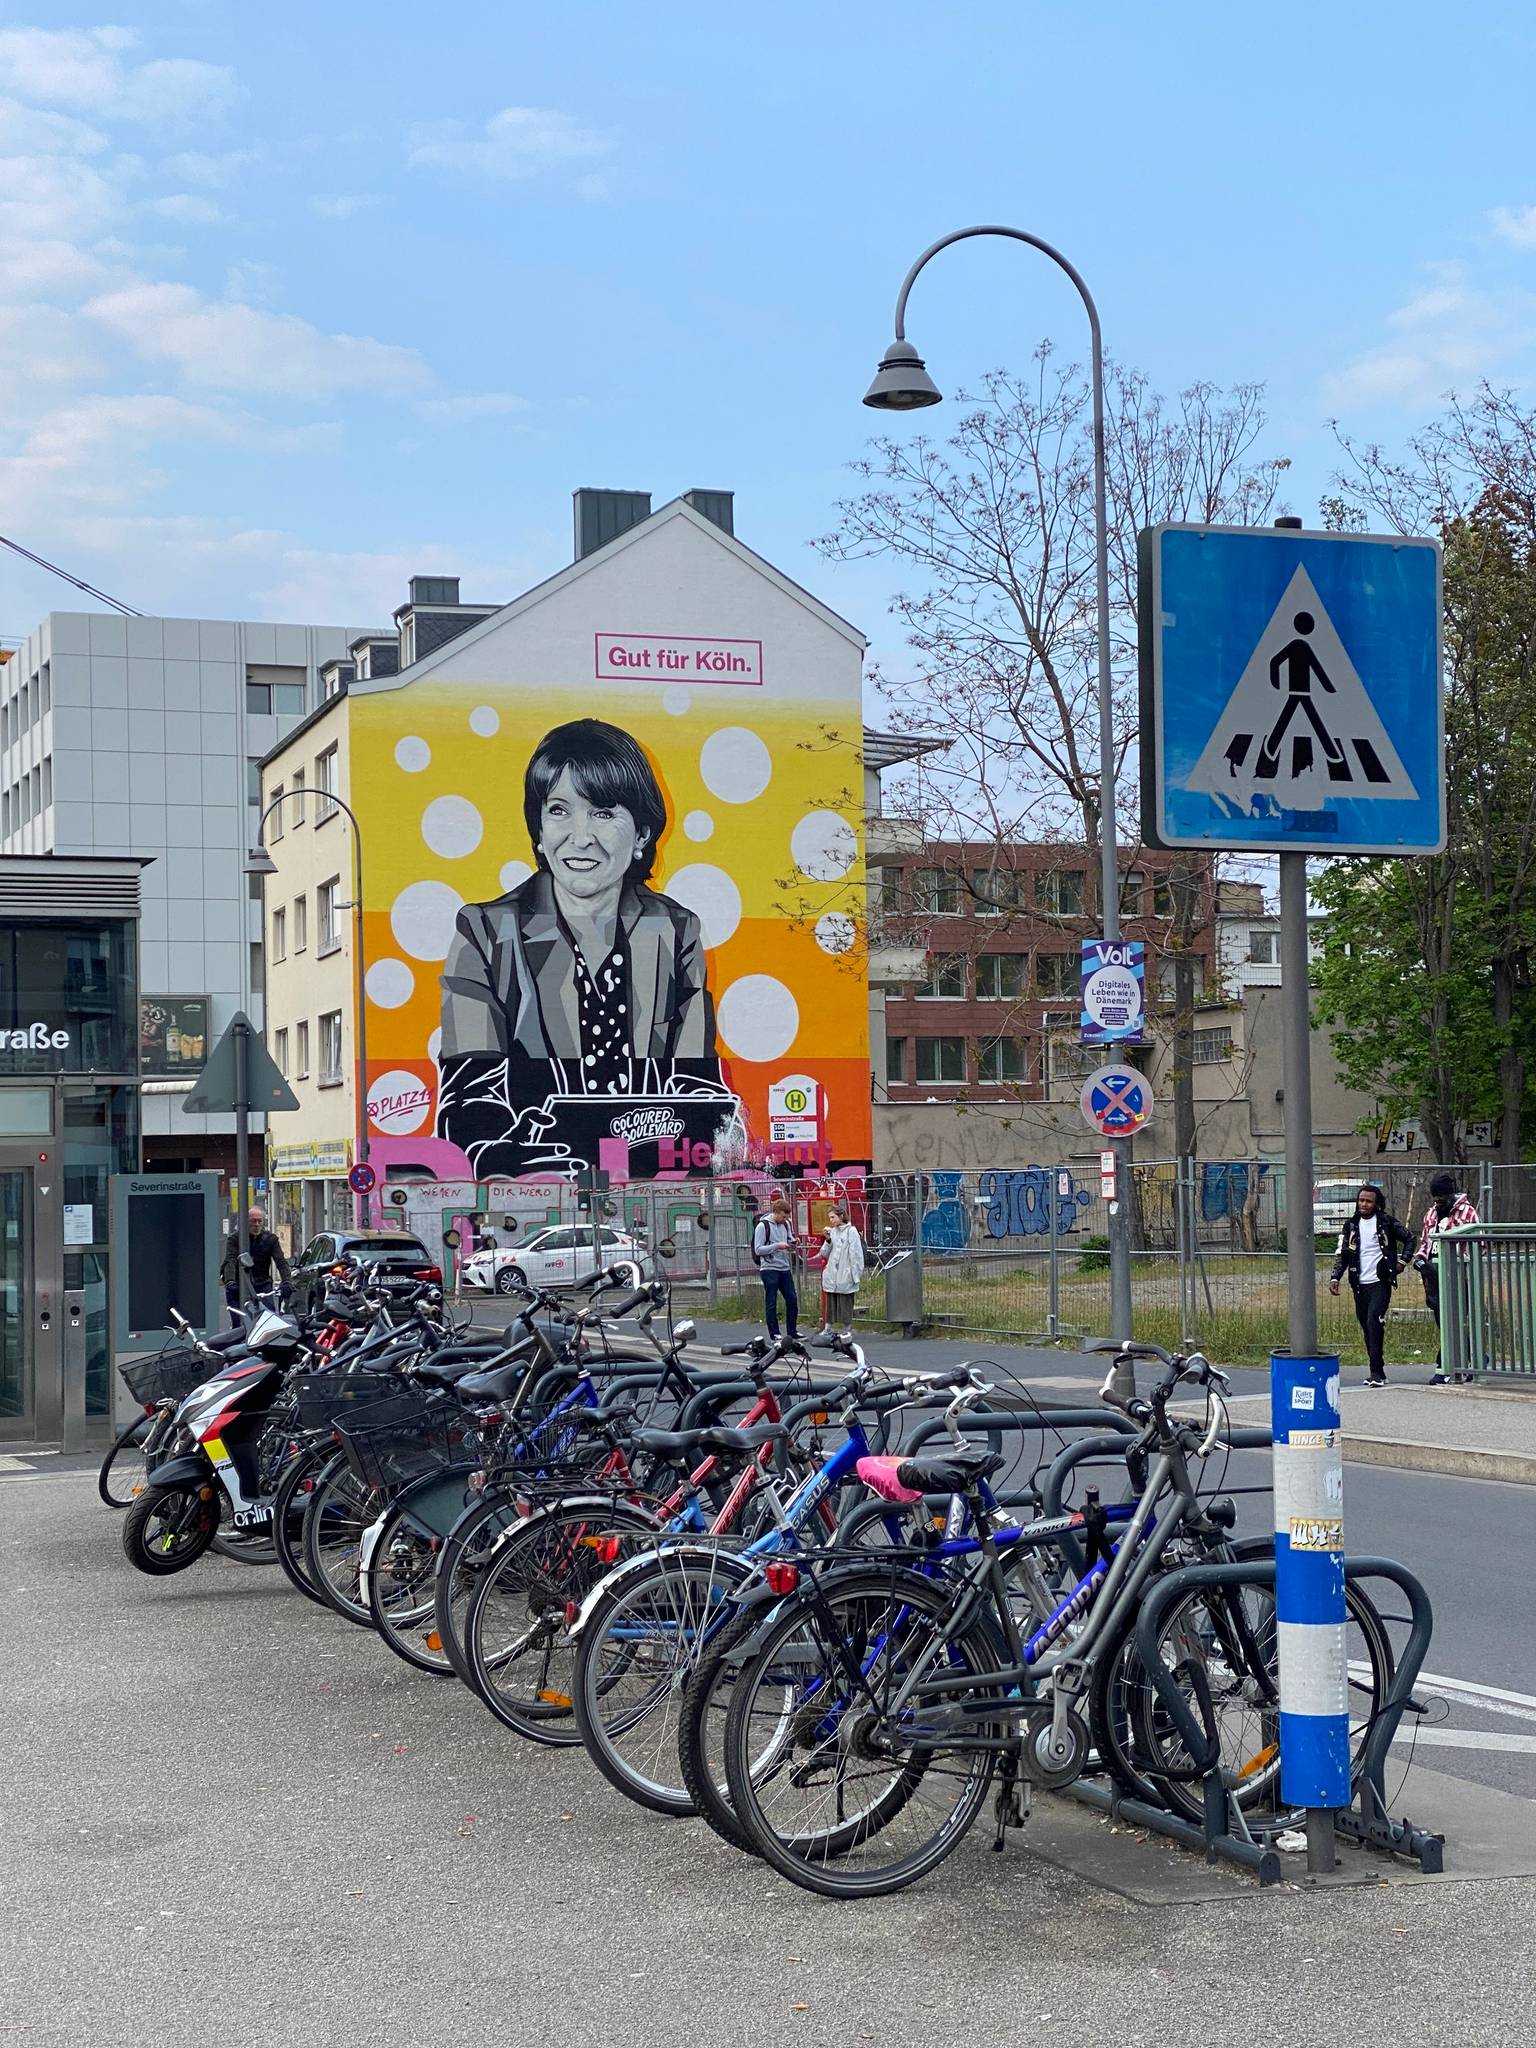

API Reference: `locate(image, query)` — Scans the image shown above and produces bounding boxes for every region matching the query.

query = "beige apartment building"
[258,688,360,1245]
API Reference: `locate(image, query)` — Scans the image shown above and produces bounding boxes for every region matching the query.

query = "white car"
[460,1225,651,1295]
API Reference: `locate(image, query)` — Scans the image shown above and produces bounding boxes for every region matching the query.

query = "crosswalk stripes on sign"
[1186,565,1417,819]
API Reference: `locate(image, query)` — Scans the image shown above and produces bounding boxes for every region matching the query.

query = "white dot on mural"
[421,794,483,859]
[469,705,499,737]
[390,880,464,961]
[665,863,741,948]
[683,810,714,842]
[395,736,431,773]
[663,686,691,715]
[427,1027,442,1066]
[815,911,857,956]
[365,958,414,1009]
[718,974,798,1061]
[499,859,533,892]
[792,809,857,881]
[366,1067,433,1137]
[700,726,771,803]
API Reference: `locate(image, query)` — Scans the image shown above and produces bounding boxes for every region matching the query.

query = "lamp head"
[862,338,942,411]
[245,844,279,877]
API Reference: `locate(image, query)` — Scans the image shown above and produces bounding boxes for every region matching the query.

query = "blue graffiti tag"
[920,1171,972,1251]
[979,1167,1092,1239]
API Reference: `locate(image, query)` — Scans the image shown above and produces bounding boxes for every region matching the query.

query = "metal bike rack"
[1065,1554,1442,1886]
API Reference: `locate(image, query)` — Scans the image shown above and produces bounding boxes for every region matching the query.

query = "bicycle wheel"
[433,1490,529,1686]
[1129,1577,1393,1827]
[365,1469,481,1677]
[574,1543,752,1816]
[99,1413,156,1508]
[301,1452,381,1627]
[272,1442,333,1604]
[676,1607,762,1852]
[722,1567,1007,1899]
[462,1497,660,1744]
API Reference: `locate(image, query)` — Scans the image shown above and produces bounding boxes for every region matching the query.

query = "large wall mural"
[348,551,870,1183]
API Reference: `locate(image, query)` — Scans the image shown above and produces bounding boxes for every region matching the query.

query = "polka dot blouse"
[573,934,633,1094]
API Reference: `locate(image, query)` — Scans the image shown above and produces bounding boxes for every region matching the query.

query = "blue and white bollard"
[1271,1351,1348,1866]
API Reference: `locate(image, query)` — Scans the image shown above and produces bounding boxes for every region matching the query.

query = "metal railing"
[1439,1225,1536,1380]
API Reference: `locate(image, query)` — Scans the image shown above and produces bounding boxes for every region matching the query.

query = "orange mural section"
[349,680,869,1181]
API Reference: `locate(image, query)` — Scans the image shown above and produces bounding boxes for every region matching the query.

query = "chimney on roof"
[684,489,734,536]
[573,489,651,561]
[409,575,460,607]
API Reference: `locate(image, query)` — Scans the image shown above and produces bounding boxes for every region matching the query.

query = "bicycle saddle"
[631,1421,789,1463]
[859,1443,1006,1504]
[412,1358,493,1390]
[454,1359,525,1402]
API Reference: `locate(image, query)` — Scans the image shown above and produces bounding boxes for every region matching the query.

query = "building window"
[1193,1026,1234,1065]
[915,1036,966,1083]
[275,682,305,715]
[1119,871,1143,917]
[318,1009,344,1085]
[316,746,339,822]
[41,758,51,810]
[39,664,50,714]
[295,1021,310,1079]
[246,758,263,805]
[911,867,961,917]
[879,867,905,918]
[317,876,341,955]
[249,941,264,998]
[918,955,966,999]
[268,784,284,840]
[246,678,271,715]
[1035,868,1085,917]
[975,953,1026,1000]
[974,868,1023,914]
[271,906,286,962]
[1248,928,1278,965]
[1153,876,1175,918]
[291,767,306,824]
[1035,951,1076,997]
[885,1036,907,1085]
[978,1038,1029,1083]
[274,1027,289,1077]
[293,895,308,953]
[1046,1036,1100,1087]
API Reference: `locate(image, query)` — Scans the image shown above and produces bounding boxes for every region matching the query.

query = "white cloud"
[224,259,278,305]
[1491,204,1536,251]
[162,148,259,188]
[151,193,223,225]
[0,27,238,125]
[0,152,127,241]
[83,281,430,397]
[0,94,106,154]
[416,392,530,421]
[406,105,611,181]
[1323,262,1536,410]
[309,193,378,219]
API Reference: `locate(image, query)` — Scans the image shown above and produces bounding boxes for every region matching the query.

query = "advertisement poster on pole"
[1079,939,1145,1045]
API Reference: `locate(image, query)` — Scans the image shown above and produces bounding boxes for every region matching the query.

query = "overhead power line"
[0,533,143,617]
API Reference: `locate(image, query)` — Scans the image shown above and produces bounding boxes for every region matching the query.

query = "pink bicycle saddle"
[855,1455,924,1506]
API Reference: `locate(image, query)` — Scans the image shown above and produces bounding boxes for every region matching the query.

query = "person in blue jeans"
[752,1195,800,1339]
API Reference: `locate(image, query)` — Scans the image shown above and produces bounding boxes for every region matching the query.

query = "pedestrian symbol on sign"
[1188,566,1417,818]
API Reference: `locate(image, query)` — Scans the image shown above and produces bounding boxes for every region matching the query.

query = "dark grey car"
[288,1229,441,1317]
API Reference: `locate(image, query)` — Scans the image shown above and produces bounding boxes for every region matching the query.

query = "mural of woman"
[436,717,732,1177]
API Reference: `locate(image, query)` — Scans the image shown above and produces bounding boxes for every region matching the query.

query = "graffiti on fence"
[979,1166,1093,1240]
[920,1171,971,1251]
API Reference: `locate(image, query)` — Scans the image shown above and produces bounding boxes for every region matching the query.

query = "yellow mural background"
[349,679,871,1164]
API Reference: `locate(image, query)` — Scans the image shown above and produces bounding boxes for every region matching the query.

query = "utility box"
[108,1172,223,1423]
[884,1247,925,1336]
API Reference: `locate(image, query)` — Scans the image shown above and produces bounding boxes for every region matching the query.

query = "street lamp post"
[863,224,1135,1352]
[247,789,371,1228]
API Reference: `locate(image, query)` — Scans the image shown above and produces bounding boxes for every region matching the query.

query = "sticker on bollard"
[1270,1351,1350,1811]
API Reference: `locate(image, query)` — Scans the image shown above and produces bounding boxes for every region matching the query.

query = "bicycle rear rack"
[1065,1554,1443,1885]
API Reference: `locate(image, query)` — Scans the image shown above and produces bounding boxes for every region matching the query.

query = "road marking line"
[1351,1661,1536,1726]
[1390,1728,1536,1755]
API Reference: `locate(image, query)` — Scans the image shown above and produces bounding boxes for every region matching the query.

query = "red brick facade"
[877,845,1217,1104]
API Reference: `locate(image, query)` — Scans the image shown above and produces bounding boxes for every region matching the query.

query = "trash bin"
[884,1247,924,1335]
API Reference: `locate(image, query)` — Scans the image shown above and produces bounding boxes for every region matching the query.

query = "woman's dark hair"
[523,719,668,883]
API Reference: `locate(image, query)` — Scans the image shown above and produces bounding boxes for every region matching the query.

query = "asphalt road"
[3,1461,1534,2048]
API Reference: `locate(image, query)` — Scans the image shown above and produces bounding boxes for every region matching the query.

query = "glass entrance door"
[0,1170,32,1436]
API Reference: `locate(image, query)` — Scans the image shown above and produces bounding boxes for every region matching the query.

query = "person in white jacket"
[817,1206,866,1336]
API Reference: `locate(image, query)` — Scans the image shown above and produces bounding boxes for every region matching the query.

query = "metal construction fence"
[443,1155,1531,1371]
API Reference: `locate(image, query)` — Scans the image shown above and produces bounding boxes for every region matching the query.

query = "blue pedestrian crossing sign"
[1140,524,1443,854]
[1079,1064,1154,1138]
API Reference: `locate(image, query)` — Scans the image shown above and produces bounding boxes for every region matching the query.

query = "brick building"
[875,844,1218,1106]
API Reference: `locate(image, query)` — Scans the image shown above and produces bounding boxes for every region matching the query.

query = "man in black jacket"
[1328,1183,1413,1387]
[219,1206,291,1320]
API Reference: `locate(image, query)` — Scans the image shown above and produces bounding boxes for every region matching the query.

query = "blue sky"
[4,5,1536,669]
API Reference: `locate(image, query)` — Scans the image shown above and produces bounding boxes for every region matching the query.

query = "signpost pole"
[233,1015,251,1312]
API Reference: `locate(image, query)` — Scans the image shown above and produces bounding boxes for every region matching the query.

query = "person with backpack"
[752,1194,800,1341]
[1415,1172,1481,1385]
[1327,1183,1413,1387]
[816,1205,866,1337]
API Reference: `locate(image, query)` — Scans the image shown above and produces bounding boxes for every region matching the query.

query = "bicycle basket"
[290,1370,404,1437]
[119,1352,209,1409]
[333,1392,474,1496]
